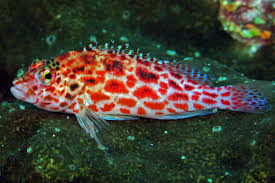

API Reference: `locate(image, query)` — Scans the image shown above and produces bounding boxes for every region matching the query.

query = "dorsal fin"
[82,41,153,60]
[29,59,44,71]
[83,41,215,85]
[155,58,216,85]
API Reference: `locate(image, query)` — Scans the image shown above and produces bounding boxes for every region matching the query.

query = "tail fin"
[219,81,272,113]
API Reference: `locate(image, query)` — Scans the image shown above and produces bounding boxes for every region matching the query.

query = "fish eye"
[40,69,55,85]
[45,72,52,80]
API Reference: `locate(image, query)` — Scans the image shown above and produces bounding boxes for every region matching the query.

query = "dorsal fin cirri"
[83,41,216,85]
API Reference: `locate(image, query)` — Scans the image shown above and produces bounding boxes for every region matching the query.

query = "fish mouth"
[10,85,37,104]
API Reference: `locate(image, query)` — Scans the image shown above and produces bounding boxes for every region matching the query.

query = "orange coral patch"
[260,30,271,39]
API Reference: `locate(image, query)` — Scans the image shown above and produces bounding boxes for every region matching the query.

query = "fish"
[10,41,271,150]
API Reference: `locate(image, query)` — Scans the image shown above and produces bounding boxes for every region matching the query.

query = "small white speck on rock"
[166,50,177,56]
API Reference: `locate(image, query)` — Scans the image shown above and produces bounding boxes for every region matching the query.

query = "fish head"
[10,59,64,110]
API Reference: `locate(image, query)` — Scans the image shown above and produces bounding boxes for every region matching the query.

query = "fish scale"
[10,41,271,150]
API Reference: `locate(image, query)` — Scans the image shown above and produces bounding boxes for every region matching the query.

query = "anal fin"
[101,114,140,120]
[152,109,217,120]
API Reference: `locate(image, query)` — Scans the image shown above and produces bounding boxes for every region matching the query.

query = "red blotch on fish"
[137,107,146,115]
[88,91,110,103]
[101,102,115,112]
[117,98,137,107]
[136,67,159,83]
[104,80,129,93]
[133,86,159,100]
[168,93,189,101]
[174,103,189,111]
[120,108,131,114]
[126,75,136,88]
[144,101,165,110]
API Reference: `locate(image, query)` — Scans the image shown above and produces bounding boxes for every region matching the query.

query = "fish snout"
[12,77,22,86]
[10,77,38,104]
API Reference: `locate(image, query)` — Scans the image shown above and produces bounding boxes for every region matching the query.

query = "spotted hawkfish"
[10,41,271,149]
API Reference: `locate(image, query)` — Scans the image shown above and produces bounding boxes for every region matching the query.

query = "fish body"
[10,42,270,149]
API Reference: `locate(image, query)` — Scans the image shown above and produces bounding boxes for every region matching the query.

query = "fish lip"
[10,85,37,104]
[11,84,23,92]
[10,85,24,99]
[10,85,23,95]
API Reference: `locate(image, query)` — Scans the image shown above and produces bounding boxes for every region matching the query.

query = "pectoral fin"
[76,108,110,151]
